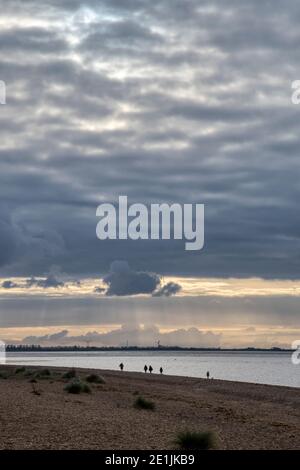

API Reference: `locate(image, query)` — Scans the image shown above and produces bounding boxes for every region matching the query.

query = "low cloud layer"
[1,266,65,290]
[1,294,299,347]
[22,325,221,348]
[26,274,64,289]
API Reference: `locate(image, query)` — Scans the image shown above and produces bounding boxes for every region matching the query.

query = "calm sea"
[5,350,300,388]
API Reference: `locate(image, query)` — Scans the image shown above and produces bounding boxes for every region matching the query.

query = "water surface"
[6,350,299,388]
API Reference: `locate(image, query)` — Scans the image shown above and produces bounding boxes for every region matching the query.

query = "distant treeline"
[5,345,291,352]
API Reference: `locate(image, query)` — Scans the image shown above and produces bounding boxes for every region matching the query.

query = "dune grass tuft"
[24,369,35,377]
[62,368,77,379]
[15,366,26,374]
[64,379,91,394]
[36,369,51,379]
[86,373,105,384]
[175,431,217,450]
[134,396,155,411]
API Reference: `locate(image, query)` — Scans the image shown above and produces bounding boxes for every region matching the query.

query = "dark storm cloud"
[2,280,18,289]
[101,261,181,296]
[0,0,300,278]
[94,286,105,294]
[153,282,181,297]
[103,261,161,296]
[0,218,16,267]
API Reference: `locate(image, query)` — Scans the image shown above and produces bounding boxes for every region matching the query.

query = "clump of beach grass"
[134,396,155,411]
[64,379,91,394]
[35,369,51,379]
[14,366,26,374]
[175,431,217,450]
[0,371,8,379]
[62,368,77,379]
[86,373,105,384]
[24,369,35,377]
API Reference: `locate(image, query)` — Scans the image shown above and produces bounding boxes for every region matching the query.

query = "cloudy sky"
[0,0,300,347]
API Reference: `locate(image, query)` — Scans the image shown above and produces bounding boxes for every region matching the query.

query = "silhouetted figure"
[206,371,210,379]
[119,363,124,371]
[144,365,148,373]
[159,367,163,374]
[149,365,153,374]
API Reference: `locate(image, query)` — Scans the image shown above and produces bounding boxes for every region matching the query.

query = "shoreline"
[0,364,299,450]
[5,353,299,389]
[3,362,300,390]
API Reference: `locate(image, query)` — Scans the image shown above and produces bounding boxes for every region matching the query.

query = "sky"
[0,0,300,347]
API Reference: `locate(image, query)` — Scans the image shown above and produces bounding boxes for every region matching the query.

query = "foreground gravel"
[0,365,299,449]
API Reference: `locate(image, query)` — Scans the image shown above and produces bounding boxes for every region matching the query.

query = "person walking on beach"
[149,365,153,374]
[206,371,210,379]
[119,362,124,371]
[144,365,148,373]
[159,367,163,374]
